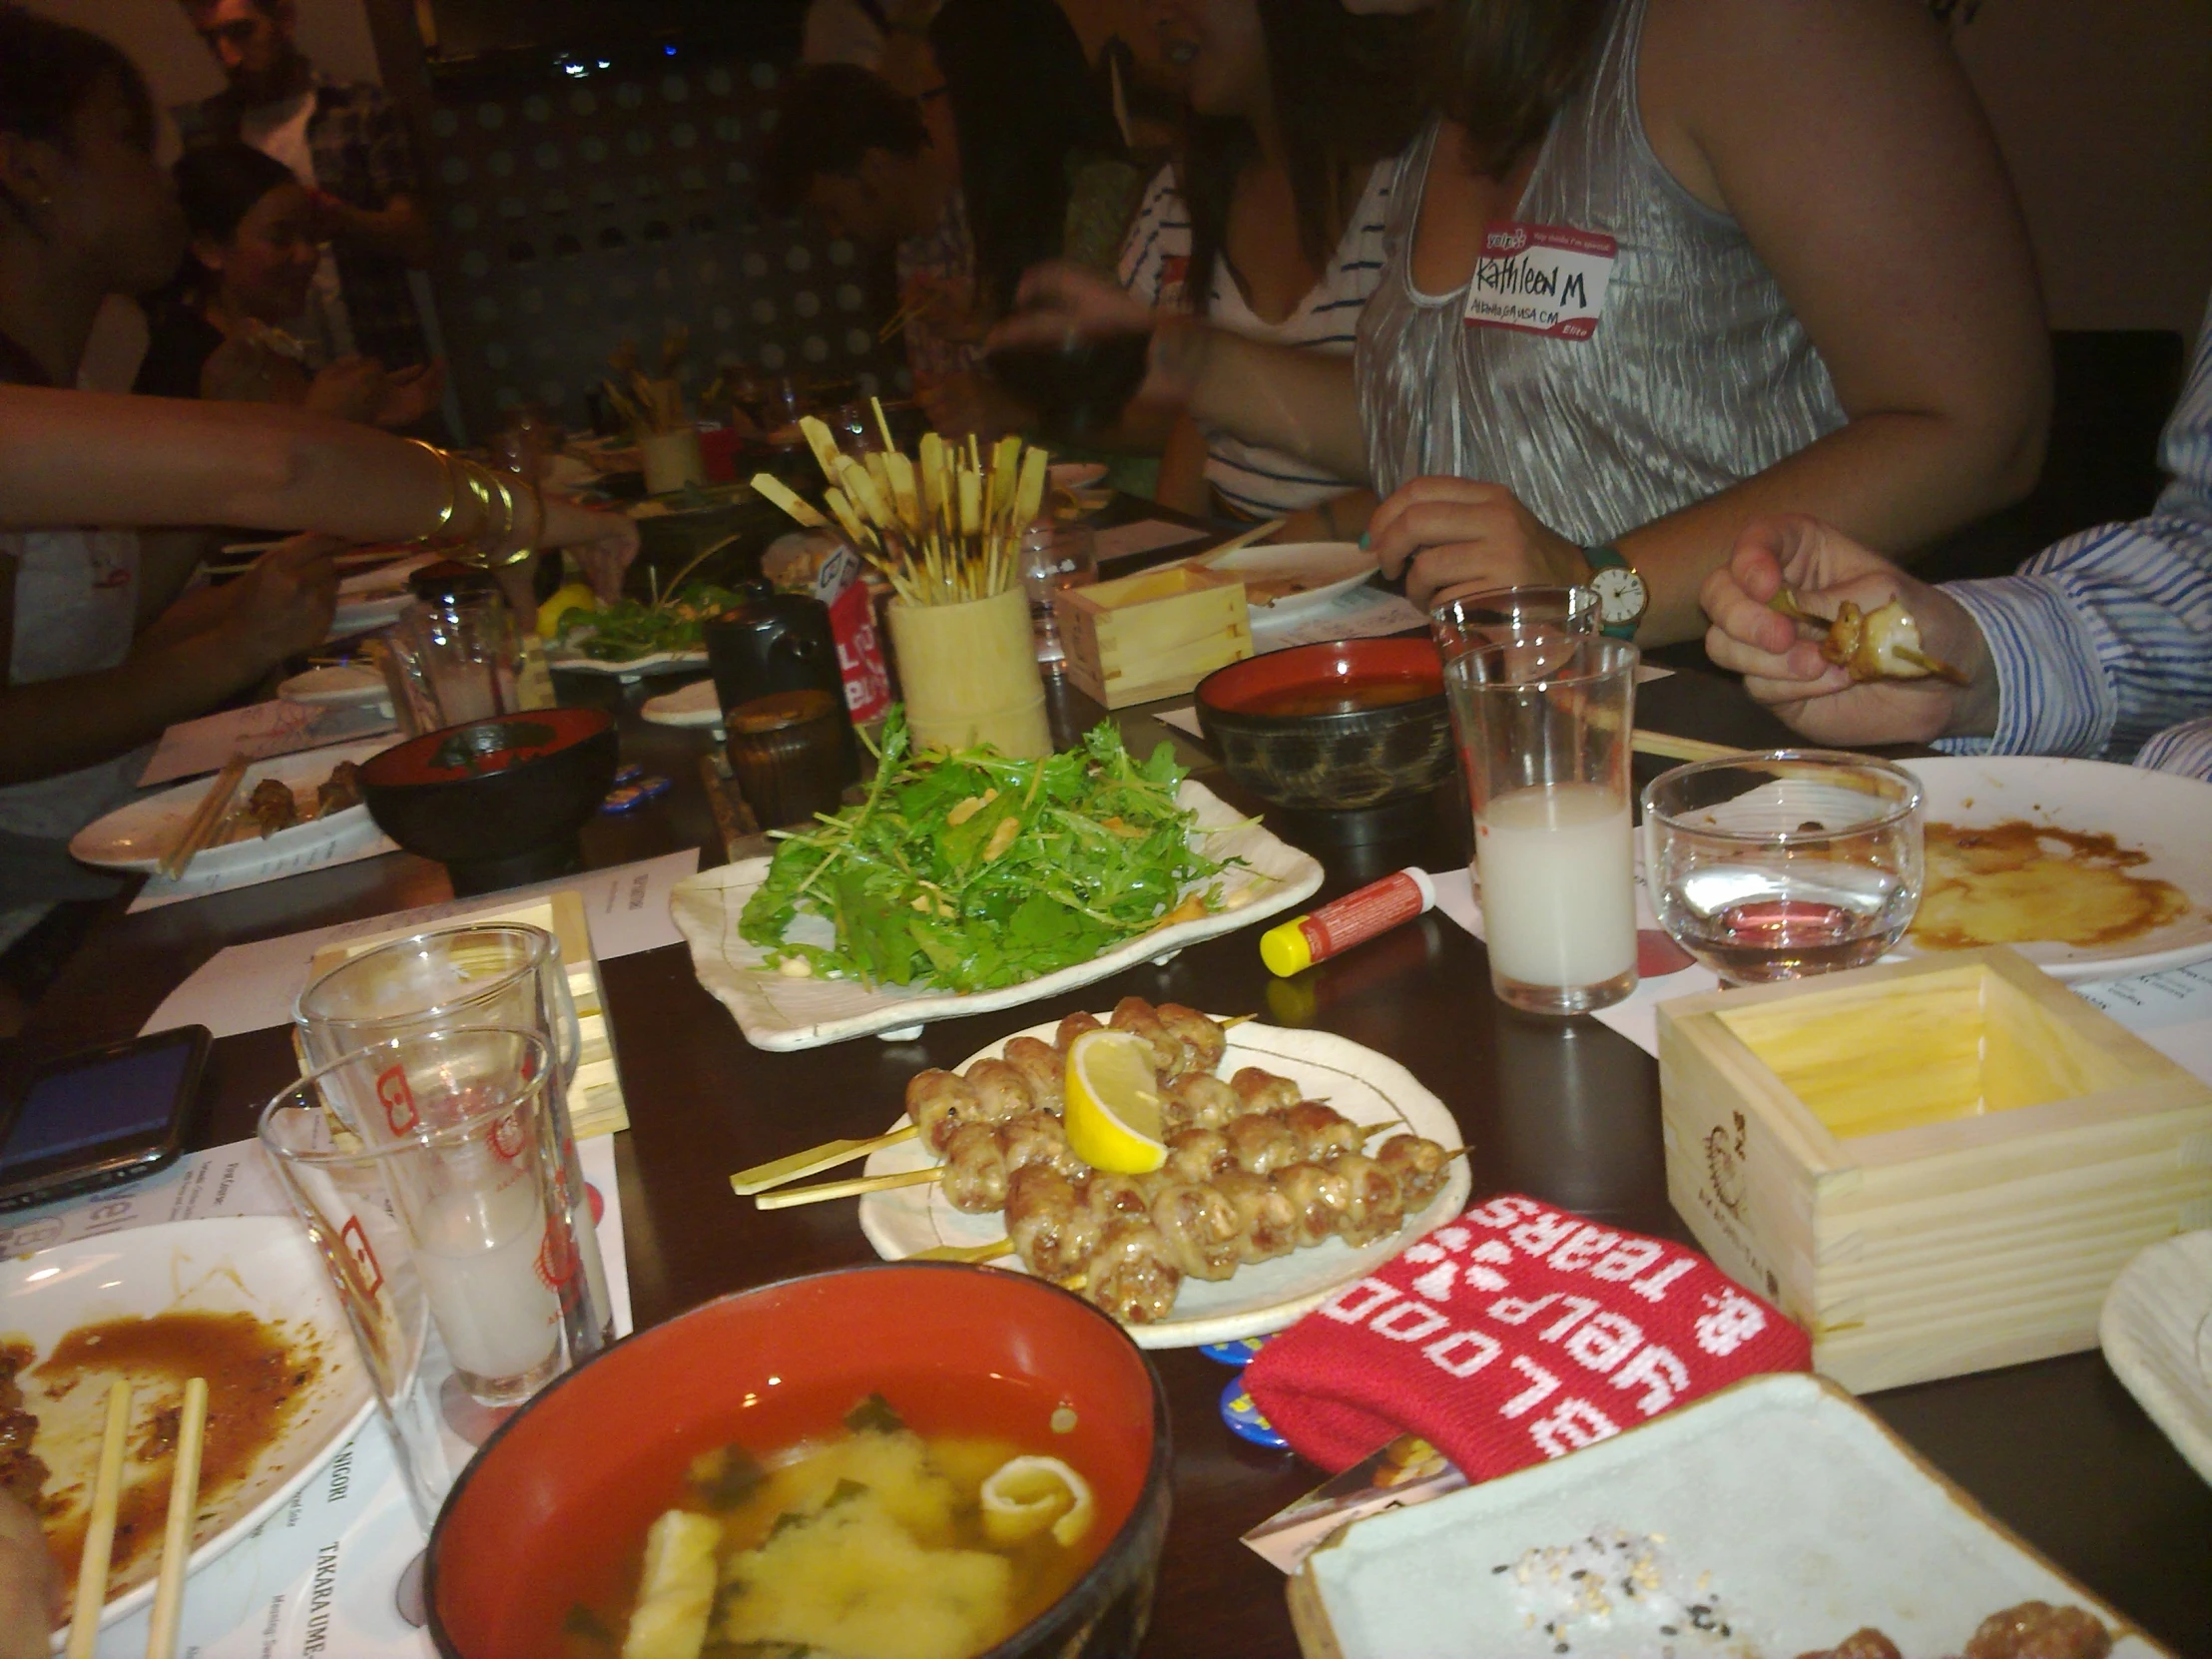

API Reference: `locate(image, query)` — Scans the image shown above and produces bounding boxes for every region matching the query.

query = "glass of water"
[1642,751,1925,984]
[1018,520,1098,668]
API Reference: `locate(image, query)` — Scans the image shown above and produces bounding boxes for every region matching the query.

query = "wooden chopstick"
[911,1239,1016,1264]
[755,1164,942,1210]
[731,1124,918,1196]
[876,298,922,342]
[1193,518,1288,566]
[144,1378,209,1659]
[1630,730,1751,766]
[65,1381,134,1659]
[159,758,251,880]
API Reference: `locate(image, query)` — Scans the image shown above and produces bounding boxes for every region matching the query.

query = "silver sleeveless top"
[1357,0,1847,544]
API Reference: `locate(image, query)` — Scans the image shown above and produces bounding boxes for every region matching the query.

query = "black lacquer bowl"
[1197,636,1455,814]
[358,706,619,895]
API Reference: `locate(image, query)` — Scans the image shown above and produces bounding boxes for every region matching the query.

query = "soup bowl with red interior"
[1196,636,1454,814]
[358,705,619,896]
[425,1262,1173,1659]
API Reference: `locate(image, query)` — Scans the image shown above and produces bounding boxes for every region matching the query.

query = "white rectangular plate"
[672,779,1322,1049]
[1301,1372,2172,1659]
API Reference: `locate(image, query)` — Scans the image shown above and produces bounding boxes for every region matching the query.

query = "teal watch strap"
[1582,544,1640,641]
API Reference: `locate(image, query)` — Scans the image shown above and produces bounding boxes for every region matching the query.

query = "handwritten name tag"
[1464,222,1618,340]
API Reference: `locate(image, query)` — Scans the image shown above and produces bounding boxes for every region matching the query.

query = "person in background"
[173,0,431,374]
[1702,294,2212,782]
[762,0,1130,433]
[998,0,2050,641]
[1118,0,1427,542]
[0,7,633,960]
[801,0,942,96]
[137,140,444,427]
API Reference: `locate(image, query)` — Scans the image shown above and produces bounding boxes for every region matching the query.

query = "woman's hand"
[222,534,341,664]
[1700,515,1994,746]
[1365,478,1586,611]
[901,273,987,344]
[0,1491,60,1658]
[988,263,1205,407]
[303,356,394,425]
[539,496,641,603]
[372,360,447,429]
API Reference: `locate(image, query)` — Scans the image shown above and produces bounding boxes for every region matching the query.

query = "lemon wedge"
[536,581,598,640]
[1062,1028,1164,1175]
[979,1455,1095,1547]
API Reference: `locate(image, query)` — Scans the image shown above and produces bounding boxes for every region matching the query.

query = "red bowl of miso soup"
[425,1263,1172,1659]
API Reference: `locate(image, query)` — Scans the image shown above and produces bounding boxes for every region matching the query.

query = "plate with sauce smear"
[1,1217,374,1642]
[1897,757,2212,980]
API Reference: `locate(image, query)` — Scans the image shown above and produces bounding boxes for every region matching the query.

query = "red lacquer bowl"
[1197,636,1453,813]
[425,1263,1173,1659]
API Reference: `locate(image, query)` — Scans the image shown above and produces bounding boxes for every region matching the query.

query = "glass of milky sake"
[1444,634,1640,1015]
[260,1026,602,1527]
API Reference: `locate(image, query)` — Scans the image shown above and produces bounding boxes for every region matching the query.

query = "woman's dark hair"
[1439,0,1610,179]
[174,141,299,245]
[757,63,930,220]
[927,0,1125,313]
[1180,0,1434,314]
[0,4,157,181]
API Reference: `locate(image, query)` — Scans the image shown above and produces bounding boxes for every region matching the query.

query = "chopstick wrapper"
[1242,1193,1810,1479]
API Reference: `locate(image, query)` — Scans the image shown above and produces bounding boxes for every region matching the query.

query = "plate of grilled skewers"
[741,999,1469,1349]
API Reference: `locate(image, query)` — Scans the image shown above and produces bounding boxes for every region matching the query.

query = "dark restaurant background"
[16,0,2212,446]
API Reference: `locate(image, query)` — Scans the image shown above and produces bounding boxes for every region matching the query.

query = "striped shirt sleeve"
[1936,294,2212,781]
[1117,166,1192,313]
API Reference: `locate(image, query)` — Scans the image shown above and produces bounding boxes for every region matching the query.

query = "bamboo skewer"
[1193,518,1289,566]
[65,1382,134,1659]
[144,1378,209,1659]
[731,1125,919,1196]
[159,757,250,880]
[756,1121,1408,1210]
[1630,731,1751,766]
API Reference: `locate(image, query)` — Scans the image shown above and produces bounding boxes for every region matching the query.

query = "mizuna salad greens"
[739,710,1235,992]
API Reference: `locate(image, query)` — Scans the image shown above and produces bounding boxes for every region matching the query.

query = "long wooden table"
[12,661,2209,1657]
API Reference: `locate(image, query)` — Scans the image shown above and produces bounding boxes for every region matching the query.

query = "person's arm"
[0,1491,60,1659]
[0,389,635,566]
[313,190,432,268]
[1372,0,2050,638]
[1152,413,1212,518]
[991,267,1372,476]
[1281,488,1379,545]
[0,534,339,785]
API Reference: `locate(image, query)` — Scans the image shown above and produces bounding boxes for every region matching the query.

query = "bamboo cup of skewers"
[753,405,1055,758]
[604,331,706,495]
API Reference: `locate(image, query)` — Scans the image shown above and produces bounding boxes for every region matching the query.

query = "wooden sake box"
[1655,947,2212,1392]
[1055,562,1252,709]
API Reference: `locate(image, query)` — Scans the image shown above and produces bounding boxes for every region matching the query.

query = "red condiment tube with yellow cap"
[1260,867,1436,976]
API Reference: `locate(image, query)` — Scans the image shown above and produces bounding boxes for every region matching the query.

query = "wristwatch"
[1582,545,1648,641]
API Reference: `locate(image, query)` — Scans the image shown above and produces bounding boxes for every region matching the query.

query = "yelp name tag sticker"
[1464,222,1618,340]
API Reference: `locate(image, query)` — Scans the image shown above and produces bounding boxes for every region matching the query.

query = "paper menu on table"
[140,699,395,788]
[143,847,699,1041]
[127,827,399,912]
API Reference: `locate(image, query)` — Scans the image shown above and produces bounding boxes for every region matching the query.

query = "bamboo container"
[1656,945,2212,1392]
[640,425,707,495]
[887,586,1052,758]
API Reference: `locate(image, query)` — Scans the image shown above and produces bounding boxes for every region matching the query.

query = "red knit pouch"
[1243,1193,1811,1479]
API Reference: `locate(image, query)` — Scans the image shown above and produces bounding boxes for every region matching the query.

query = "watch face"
[1590,565,1648,625]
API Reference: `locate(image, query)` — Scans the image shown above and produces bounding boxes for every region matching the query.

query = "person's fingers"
[1403,540,1548,611]
[1703,621,1838,687]
[1367,499,1519,580]
[1702,570,1801,659]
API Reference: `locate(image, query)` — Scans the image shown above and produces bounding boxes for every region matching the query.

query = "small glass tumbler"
[1429,583,1600,662]
[259,1027,604,1526]
[1444,634,1640,1016]
[381,594,521,736]
[1642,750,1925,984]
[293,923,611,1347]
[1018,520,1099,668]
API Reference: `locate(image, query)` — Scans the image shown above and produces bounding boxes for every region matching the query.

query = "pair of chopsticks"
[67,1378,208,1659]
[158,759,249,880]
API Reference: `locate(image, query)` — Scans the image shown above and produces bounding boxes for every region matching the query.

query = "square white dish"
[671,778,1323,1049]
[1294,1372,2172,1659]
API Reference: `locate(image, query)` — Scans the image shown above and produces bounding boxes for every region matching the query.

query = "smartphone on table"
[0,1025,213,1211]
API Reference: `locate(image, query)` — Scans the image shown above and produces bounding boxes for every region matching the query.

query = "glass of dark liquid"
[983,328,1153,438]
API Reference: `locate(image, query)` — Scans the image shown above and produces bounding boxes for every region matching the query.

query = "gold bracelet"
[453,456,510,562]
[406,438,458,537]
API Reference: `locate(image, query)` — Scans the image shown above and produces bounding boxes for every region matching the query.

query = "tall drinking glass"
[1642,751,1925,984]
[294,924,611,1345]
[381,594,521,737]
[259,1028,603,1524]
[1428,583,1600,661]
[1444,635,1639,1015]
[1018,519,1099,668]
